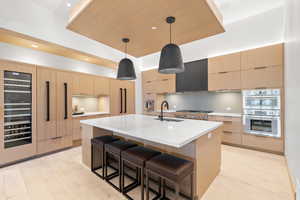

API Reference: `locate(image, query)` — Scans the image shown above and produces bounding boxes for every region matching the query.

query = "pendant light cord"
[125,43,127,58]
[169,23,172,44]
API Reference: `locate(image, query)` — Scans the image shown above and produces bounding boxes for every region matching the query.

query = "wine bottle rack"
[3,71,32,148]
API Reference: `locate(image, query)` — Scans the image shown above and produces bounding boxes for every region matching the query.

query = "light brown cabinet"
[72,73,94,95]
[208,71,241,91]
[241,44,283,70]
[93,76,110,96]
[110,79,135,115]
[142,69,175,94]
[37,68,73,155]
[208,116,242,145]
[0,60,37,165]
[242,134,284,153]
[241,66,283,89]
[208,52,241,74]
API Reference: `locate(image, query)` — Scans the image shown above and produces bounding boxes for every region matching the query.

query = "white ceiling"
[28,0,285,25]
[214,0,285,24]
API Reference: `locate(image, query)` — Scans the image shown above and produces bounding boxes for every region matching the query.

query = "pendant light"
[158,16,184,74]
[117,38,136,80]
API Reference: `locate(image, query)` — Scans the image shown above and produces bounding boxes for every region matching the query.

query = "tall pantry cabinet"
[37,68,73,154]
[0,60,37,165]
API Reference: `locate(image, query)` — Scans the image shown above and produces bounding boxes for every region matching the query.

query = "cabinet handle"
[255,87,267,89]
[51,136,63,140]
[46,81,50,121]
[120,88,123,113]
[223,131,233,134]
[161,79,169,81]
[64,83,68,119]
[254,66,267,70]
[218,71,228,74]
[124,88,127,113]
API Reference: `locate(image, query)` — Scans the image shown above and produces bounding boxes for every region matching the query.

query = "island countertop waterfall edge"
[80,114,223,199]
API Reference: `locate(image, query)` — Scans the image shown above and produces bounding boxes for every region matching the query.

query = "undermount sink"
[154,118,184,122]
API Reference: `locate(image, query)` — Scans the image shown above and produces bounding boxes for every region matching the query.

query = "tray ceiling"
[67,0,225,57]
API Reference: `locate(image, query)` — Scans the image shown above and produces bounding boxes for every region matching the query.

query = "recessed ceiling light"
[67,2,71,7]
[85,58,89,61]
[151,27,157,30]
[31,44,38,48]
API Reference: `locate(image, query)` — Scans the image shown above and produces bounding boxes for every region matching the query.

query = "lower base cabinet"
[242,134,284,153]
[37,135,73,155]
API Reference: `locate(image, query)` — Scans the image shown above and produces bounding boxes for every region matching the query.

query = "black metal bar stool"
[145,153,194,200]
[121,146,161,200]
[104,140,137,192]
[91,135,119,179]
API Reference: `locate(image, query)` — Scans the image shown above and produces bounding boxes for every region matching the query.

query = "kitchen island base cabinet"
[80,124,222,199]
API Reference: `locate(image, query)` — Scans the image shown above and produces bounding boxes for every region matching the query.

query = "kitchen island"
[80,114,222,199]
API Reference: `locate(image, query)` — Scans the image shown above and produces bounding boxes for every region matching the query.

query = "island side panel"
[195,127,222,198]
[81,124,113,168]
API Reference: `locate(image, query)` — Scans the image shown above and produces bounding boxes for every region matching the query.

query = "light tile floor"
[0,145,294,200]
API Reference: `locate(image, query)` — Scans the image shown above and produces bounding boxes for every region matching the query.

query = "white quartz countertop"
[80,114,222,148]
[72,112,110,118]
[208,112,242,117]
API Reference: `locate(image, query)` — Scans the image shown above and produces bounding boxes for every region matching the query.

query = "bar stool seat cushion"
[122,146,161,166]
[146,154,193,182]
[91,135,119,146]
[105,140,137,155]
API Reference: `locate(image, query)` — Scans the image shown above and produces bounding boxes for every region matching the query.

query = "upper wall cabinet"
[72,74,94,96]
[241,44,283,70]
[208,52,241,74]
[94,77,110,96]
[142,69,175,94]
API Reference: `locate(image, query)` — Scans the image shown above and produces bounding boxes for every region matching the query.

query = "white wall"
[284,0,300,189]
[141,6,285,70]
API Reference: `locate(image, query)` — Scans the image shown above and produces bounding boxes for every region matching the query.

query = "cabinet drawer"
[143,81,157,94]
[222,121,242,132]
[222,131,242,145]
[241,66,283,89]
[157,78,175,94]
[208,71,241,91]
[242,134,284,153]
[37,135,73,154]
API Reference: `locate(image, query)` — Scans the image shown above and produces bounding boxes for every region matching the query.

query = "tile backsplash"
[165,91,242,113]
[72,96,100,113]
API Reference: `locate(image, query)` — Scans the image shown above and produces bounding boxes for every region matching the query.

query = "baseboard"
[285,158,297,200]
[222,142,284,155]
[73,139,82,147]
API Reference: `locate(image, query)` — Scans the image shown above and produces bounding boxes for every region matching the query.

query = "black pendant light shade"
[117,38,136,80]
[158,16,184,74]
[159,43,184,74]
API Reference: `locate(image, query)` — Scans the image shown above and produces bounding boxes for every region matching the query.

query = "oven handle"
[243,115,280,120]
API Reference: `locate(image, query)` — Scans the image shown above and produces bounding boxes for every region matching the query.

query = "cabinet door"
[241,44,283,70]
[143,80,157,94]
[125,81,135,114]
[94,77,110,96]
[37,68,57,141]
[208,71,241,91]
[208,53,241,74]
[110,79,122,115]
[56,71,73,137]
[142,69,157,83]
[80,74,94,95]
[241,66,283,89]
[72,118,81,140]
[72,74,94,95]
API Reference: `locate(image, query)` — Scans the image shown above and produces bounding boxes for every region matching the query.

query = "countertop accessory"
[117,38,136,80]
[158,16,184,74]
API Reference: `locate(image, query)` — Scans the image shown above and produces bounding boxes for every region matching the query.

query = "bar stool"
[104,140,137,191]
[145,154,194,200]
[121,146,161,200]
[91,135,119,179]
